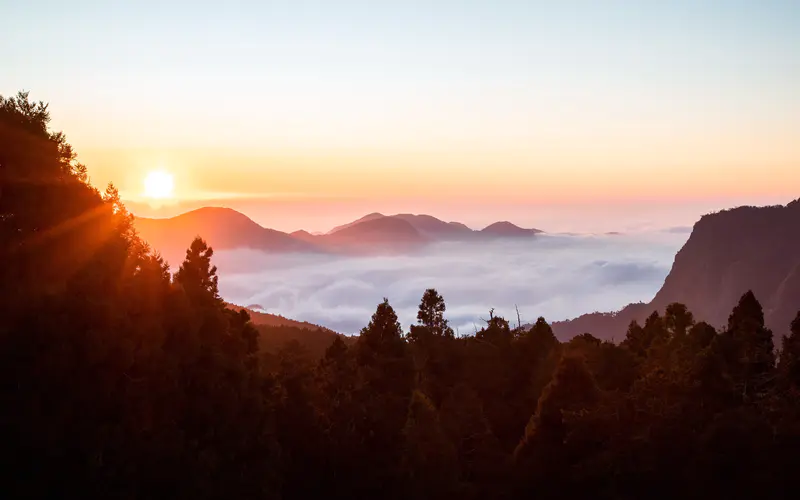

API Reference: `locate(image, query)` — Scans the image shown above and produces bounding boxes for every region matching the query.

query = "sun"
[143,170,174,199]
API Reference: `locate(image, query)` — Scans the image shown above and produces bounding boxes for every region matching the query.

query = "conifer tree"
[514,355,599,496]
[623,319,648,357]
[665,302,695,338]
[411,288,454,339]
[726,291,775,396]
[440,384,506,496]
[778,311,800,390]
[515,355,599,460]
[402,390,459,499]
[352,299,414,497]
[408,289,459,405]
[174,237,221,307]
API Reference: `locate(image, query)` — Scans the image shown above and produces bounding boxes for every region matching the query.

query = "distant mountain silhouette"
[134,207,316,264]
[392,213,475,238]
[328,212,386,234]
[481,221,543,237]
[323,216,428,253]
[448,221,472,231]
[327,213,543,241]
[135,207,545,259]
[289,229,318,243]
[329,212,473,239]
[553,199,800,341]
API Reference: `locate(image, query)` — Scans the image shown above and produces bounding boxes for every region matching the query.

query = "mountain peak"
[481,221,542,236]
[553,199,800,341]
[328,213,386,234]
[133,206,314,264]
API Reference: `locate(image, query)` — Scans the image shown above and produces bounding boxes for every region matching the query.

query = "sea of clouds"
[213,231,689,335]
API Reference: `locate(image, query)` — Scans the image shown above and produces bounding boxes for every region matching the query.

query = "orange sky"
[5,1,799,230]
[63,121,798,234]
[76,132,799,208]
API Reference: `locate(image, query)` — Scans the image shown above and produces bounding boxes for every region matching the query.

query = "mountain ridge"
[133,207,544,258]
[135,207,316,264]
[552,199,800,341]
[481,220,544,237]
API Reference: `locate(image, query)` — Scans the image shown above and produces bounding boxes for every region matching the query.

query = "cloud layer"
[214,232,688,335]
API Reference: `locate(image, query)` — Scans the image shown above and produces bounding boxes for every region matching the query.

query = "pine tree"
[174,237,221,307]
[440,384,506,497]
[726,291,775,397]
[411,288,454,339]
[514,355,599,496]
[402,391,460,499]
[276,341,325,499]
[520,355,600,449]
[352,299,414,497]
[316,336,359,497]
[623,319,648,357]
[408,289,459,405]
[778,311,800,390]
[519,316,559,361]
[643,310,668,351]
[665,302,695,339]
[477,311,512,346]
[688,321,717,352]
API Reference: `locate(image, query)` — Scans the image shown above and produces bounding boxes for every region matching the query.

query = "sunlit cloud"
[211,232,688,334]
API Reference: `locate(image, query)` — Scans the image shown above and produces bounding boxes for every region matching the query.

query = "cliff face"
[651,201,800,330]
[553,199,800,341]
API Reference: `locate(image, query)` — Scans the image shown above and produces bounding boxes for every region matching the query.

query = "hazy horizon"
[5,0,799,330]
[124,194,796,235]
[6,1,800,494]
[4,1,798,220]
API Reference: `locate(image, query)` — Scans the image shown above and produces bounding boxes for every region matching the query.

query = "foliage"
[3,91,800,499]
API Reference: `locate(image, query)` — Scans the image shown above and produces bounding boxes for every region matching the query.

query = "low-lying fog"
[213,231,690,334]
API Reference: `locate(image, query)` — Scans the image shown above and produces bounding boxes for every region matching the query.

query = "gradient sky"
[3,1,799,231]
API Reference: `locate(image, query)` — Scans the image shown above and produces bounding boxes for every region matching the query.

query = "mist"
[210,231,689,335]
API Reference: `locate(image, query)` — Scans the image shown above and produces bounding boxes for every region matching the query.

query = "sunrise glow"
[143,170,174,200]
[4,2,798,228]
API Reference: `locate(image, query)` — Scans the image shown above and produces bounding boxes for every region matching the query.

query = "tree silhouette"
[174,237,221,307]
[410,288,454,340]
[408,289,460,405]
[351,298,414,498]
[440,384,507,498]
[778,311,800,390]
[665,302,695,338]
[402,390,459,499]
[514,355,599,497]
[725,291,775,398]
[6,90,800,500]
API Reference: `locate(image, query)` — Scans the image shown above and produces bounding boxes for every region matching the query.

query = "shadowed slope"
[481,221,543,237]
[553,199,800,341]
[135,207,318,264]
[328,212,386,234]
[324,216,427,253]
[393,213,475,238]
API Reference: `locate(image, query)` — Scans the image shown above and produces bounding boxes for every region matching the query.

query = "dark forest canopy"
[3,91,800,499]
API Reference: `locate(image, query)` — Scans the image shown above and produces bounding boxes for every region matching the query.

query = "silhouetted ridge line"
[553,198,800,341]
[6,91,800,499]
[481,221,543,237]
[134,207,546,257]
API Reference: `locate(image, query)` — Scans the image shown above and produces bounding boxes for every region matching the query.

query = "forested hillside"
[4,91,800,499]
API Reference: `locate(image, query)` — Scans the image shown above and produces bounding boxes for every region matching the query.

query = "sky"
[3,0,799,232]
